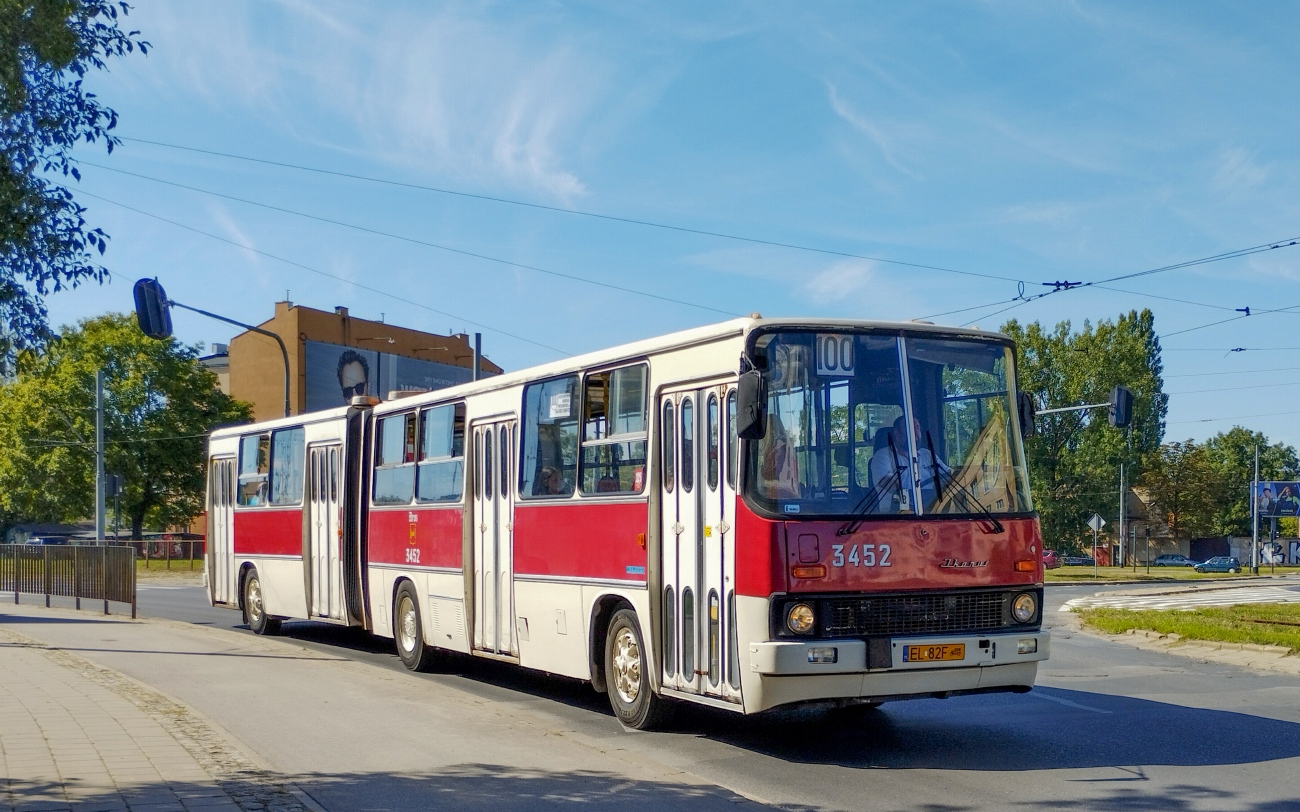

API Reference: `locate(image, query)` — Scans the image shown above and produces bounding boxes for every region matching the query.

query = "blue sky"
[49,1,1300,449]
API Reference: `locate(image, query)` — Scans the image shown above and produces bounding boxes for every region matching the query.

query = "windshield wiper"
[837,435,907,537]
[924,431,1004,534]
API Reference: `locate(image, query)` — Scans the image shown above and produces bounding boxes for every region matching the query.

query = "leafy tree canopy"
[1203,427,1299,537]
[0,313,251,538]
[1002,309,1166,551]
[0,1,145,367]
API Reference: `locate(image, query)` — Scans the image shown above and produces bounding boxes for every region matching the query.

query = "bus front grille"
[822,592,1008,637]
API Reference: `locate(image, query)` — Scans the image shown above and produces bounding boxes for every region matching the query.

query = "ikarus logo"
[939,558,987,569]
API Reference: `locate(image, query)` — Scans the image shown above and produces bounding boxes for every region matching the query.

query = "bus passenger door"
[659,388,701,693]
[473,419,517,657]
[701,386,738,700]
[307,444,343,619]
[208,457,236,605]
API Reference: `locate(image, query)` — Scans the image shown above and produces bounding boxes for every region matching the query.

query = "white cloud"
[803,259,876,304]
[122,2,610,200]
[826,83,922,180]
[1212,148,1268,196]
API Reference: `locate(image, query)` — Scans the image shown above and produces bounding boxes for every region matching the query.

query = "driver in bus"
[759,414,801,499]
[869,415,948,513]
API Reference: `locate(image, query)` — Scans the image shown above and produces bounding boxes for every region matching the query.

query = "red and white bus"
[206,317,1048,728]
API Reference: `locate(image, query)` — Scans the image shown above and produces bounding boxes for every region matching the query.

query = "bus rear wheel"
[395,583,436,672]
[605,608,670,730]
[243,569,281,636]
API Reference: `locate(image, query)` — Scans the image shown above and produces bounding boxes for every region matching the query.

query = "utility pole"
[1252,445,1260,575]
[95,369,105,543]
[1118,462,1125,567]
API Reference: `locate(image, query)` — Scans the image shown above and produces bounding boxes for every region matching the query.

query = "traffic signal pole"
[168,300,291,418]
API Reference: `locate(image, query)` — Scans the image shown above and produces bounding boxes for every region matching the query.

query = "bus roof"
[213,317,1013,434]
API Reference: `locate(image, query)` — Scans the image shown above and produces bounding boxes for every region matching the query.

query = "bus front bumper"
[744,631,1049,713]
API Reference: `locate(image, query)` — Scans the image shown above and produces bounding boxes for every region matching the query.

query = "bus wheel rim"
[247,579,263,624]
[612,626,641,704]
[398,596,417,653]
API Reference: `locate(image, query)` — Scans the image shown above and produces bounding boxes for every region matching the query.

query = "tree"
[1203,427,1299,537]
[0,1,146,367]
[1140,439,1220,541]
[0,313,251,538]
[1002,309,1166,551]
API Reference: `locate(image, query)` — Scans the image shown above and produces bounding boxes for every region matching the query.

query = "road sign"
[1087,513,1106,532]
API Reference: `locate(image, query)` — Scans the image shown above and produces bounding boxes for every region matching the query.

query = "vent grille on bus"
[822,592,1008,637]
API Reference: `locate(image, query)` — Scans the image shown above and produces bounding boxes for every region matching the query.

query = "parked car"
[1194,556,1242,574]
[1042,549,1060,569]
[1154,554,1197,567]
[1061,554,1096,566]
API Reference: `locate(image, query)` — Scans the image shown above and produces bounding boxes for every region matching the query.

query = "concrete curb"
[1070,616,1300,676]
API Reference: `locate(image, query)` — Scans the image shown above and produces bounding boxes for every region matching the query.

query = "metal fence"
[129,539,204,570]
[0,544,136,617]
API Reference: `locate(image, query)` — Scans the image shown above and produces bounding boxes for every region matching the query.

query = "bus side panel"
[513,580,587,678]
[234,508,306,620]
[734,498,787,598]
[513,502,648,581]
[367,506,464,569]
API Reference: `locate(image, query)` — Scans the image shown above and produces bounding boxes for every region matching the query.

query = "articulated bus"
[205,317,1048,728]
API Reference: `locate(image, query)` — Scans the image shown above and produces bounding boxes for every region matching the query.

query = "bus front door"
[307,444,343,620]
[660,383,738,701]
[473,419,518,657]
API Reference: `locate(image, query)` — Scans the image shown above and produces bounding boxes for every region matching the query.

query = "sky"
[46,1,1300,451]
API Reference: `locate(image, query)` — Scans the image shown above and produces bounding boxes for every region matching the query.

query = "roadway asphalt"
[118,579,1300,811]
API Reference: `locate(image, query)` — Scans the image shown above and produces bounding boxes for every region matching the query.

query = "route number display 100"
[816,334,856,377]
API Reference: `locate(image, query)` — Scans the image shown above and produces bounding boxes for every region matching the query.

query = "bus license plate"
[903,644,965,663]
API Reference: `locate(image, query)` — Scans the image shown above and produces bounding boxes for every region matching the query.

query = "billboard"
[1254,481,1300,518]
[303,340,477,412]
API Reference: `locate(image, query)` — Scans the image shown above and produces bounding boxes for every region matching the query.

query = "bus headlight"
[1012,593,1037,623]
[786,603,816,635]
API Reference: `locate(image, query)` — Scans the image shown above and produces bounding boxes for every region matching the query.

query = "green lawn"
[1045,565,1300,582]
[1077,604,1300,653]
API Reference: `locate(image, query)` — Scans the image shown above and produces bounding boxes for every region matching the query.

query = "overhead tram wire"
[917,237,1300,326]
[1167,365,1300,378]
[74,188,572,356]
[118,136,1030,286]
[77,161,740,318]
[1168,409,1300,424]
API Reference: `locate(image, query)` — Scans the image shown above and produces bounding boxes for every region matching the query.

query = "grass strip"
[1076,604,1300,653]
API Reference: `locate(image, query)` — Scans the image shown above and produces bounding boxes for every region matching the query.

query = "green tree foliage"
[1002,309,1166,551]
[1139,439,1220,541]
[0,313,251,538]
[0,1,146,365]
[1203,427,1299,537]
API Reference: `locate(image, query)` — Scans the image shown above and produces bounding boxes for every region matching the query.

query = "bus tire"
[395,582,436,672]
[605,608,669,730]
[243,568,281,636]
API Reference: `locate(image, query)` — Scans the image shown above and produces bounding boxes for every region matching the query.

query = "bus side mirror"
[736,370,766,440]
[1109,385,1133,429]
[1017,391,1036,439]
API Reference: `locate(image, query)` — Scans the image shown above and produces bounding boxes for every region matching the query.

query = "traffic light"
[1109,385,1134,428]
[133,278,173,339]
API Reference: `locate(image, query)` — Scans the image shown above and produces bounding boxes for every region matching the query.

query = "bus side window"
[579,365,647,495]
[663,401,675,493]
[707,393,719,491]
[374,412,416,505]
[520,375,579,498]
[237,433,270,506]
[269,427,305,506]
[416,403,465,503]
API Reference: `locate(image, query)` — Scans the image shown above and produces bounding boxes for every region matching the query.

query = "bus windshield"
[746,330,1032,519]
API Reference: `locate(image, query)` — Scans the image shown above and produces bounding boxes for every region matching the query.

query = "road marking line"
[1032,693,1112,714]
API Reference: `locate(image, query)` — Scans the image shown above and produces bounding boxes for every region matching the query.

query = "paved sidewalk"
[0,626,244,812]
[0,600,773,811]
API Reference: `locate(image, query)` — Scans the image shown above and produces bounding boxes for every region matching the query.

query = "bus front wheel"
[604,608,670,730]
